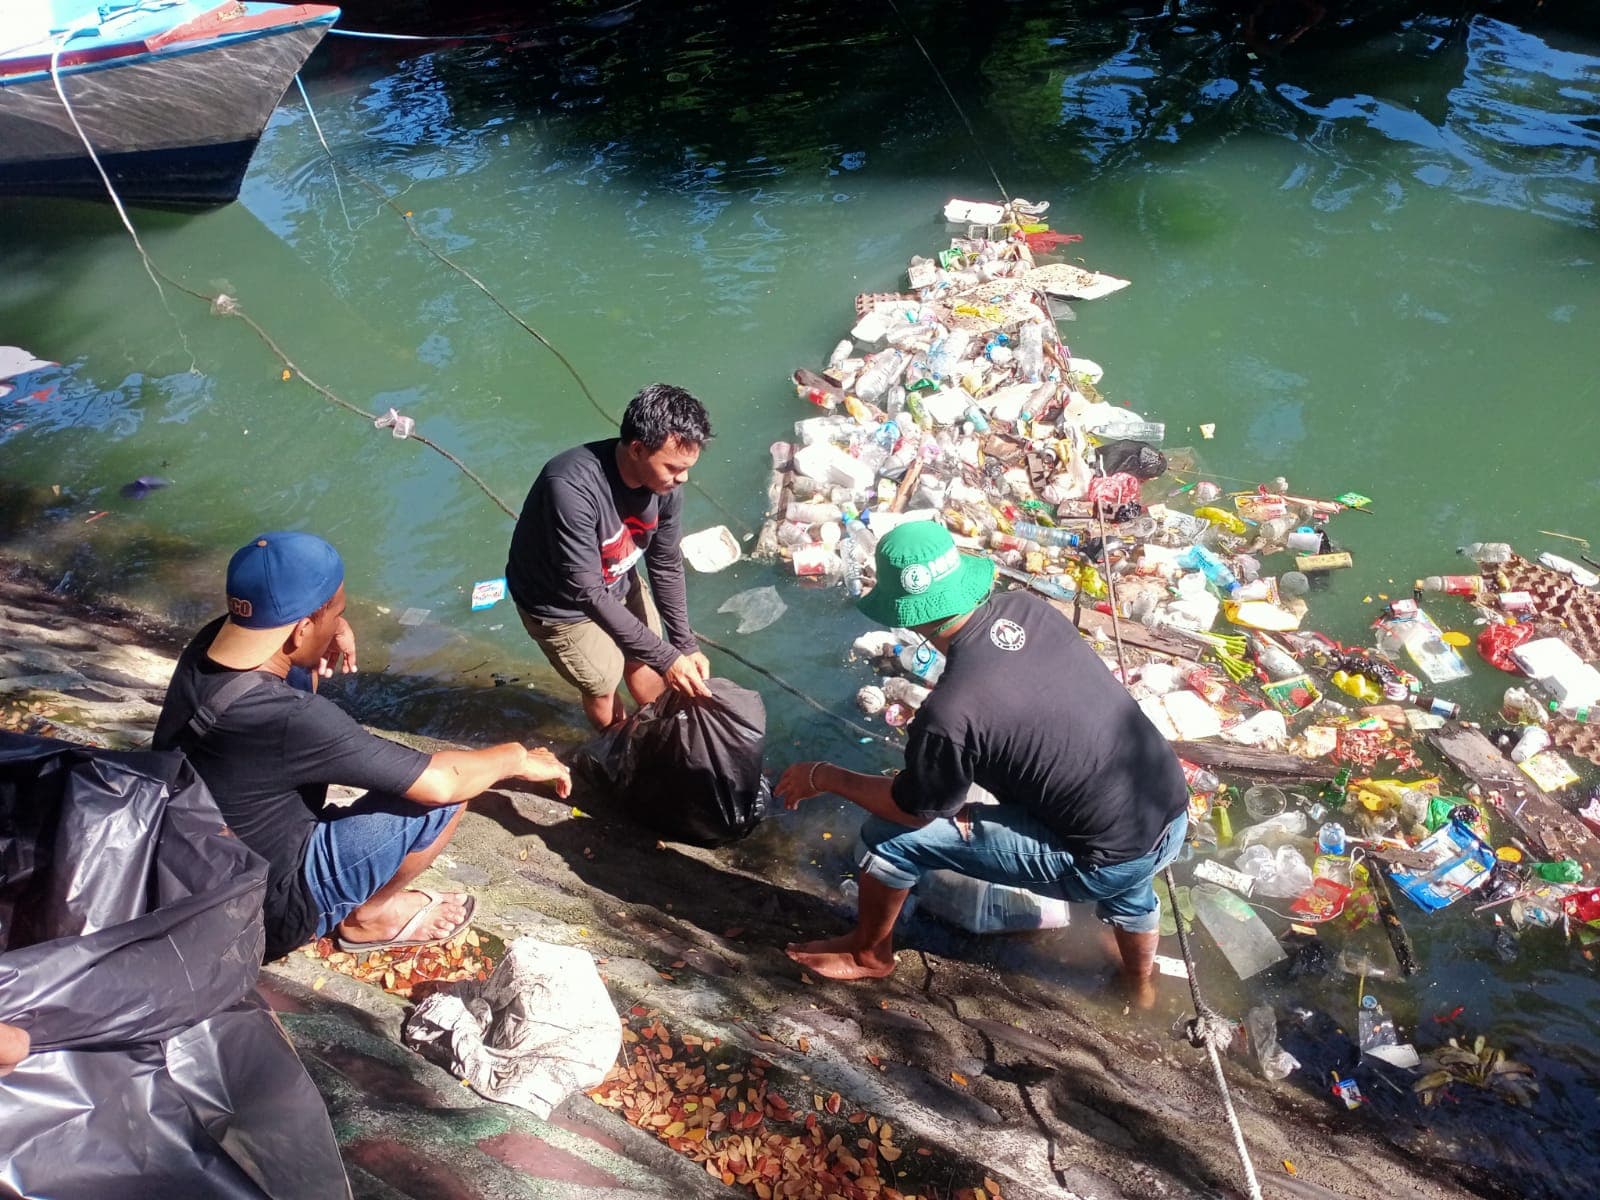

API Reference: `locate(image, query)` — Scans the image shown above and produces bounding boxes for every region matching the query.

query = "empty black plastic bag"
[0,733,349,1199]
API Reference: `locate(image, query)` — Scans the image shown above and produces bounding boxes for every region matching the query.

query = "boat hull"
[0,15,334,208]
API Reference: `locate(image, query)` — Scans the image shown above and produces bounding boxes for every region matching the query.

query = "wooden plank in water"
[1428,722,1600,873]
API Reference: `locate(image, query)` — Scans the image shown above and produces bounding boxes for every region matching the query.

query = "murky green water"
[3,3,1599,1191]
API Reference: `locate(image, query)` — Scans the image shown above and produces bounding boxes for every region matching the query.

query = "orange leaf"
[881,1146,902,1162]
[825,1092,842,1114]
[798,1037,811,1054]
[950,1072,968,1086]
[984,1177,1002,1198]
[1284,1161,1297,1176]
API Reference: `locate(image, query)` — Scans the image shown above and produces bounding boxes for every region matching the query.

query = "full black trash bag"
[0,733,350,1200]
[1094,439,1167,480]
[574,678,770,846]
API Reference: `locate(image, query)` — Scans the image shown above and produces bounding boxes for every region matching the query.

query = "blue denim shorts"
[303,794,461,936]
[859,802,1188,934]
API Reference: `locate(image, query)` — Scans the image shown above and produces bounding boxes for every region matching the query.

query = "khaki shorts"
[517,577,663,699]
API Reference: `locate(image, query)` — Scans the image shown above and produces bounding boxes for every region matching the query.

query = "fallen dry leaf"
[950,1072,968,1087]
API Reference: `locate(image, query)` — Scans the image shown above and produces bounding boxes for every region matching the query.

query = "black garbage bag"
[0,733,350,1200]
[574,678,770,846]
[1094,439,1167,480]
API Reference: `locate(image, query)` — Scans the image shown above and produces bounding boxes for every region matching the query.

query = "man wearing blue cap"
[776,522,1188,1004]
[155,531,572,962]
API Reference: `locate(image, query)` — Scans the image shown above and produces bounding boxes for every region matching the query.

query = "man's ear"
[285,616,315,655]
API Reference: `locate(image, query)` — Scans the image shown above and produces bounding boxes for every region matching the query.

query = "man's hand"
[317,617,358,679]
[0,1021,29,1077]
[663,652,713,699]
[775,761,831,810]
[520,746,572,798]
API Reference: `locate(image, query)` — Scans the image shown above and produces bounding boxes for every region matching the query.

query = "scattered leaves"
[309,929,492,998]
[949,1072,968,1087]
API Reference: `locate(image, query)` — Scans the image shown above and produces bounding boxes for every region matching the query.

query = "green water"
[3,3,1599,1190]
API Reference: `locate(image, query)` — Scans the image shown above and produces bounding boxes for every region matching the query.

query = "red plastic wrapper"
[1023,230,1084,253]
[1477,623,1535,674]
[1562,888,1600,925]
[1086,471,1141,506]
[1291,878,1352,921]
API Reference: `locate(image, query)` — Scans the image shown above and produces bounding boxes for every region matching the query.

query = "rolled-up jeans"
[858,803,1188,934]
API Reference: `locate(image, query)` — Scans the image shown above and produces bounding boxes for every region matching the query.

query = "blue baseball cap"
[208,531,344,669]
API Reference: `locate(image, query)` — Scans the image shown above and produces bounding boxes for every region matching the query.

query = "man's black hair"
[620,383,713,450]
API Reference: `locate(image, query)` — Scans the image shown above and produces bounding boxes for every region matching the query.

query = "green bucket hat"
[857,520,996,628]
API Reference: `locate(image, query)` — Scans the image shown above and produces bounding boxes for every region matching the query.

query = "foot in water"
[784,934,896,981]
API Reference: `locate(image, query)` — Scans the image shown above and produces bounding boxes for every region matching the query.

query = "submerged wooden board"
[1168,740,1341,782]
[1429,722,1600,873]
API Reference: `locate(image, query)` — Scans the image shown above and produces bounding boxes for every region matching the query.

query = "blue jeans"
[859,803,1187,934]
[303,794,461,936]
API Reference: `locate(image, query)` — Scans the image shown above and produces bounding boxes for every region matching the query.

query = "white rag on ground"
[402,937,621,1117]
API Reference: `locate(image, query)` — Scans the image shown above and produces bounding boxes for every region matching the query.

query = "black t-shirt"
[505,438,696,676]
[153,617,430,958]
[892,591,1188,867]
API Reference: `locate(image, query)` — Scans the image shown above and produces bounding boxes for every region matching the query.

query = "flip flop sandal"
[333,888,476,953]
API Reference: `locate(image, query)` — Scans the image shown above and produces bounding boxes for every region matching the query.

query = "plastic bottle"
[853,350,904,402]
[1192,883,1287,979]
[787,501,843,523]
[1419,575,1481,597]
[1013,520,1080,549]
[1413,694,1460,719]
[1334,949,1389,979]
[841,529,868,598]
[1247,1005,1300,1082]
[1014,322,1045,382]
[1510,725,1551,764]
[1460,542,1514,565]
[1175,545,1240,597]
[1550,700,1594,724]
[898,641,946,685]
[1320,765,1353,809]
[1317,822,1346,856]
[964,404,990,433]
[914,869,1069,934]
[1250,634,1303,681]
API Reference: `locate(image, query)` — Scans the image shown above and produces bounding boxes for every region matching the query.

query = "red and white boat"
[0,1,339,208]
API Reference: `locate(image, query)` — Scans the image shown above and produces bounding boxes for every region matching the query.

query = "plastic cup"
[1243,784,1286,820]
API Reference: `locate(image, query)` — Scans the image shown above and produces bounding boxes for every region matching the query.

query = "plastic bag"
[573,679,770,846]
[718,586,787,634]
[0,733,349,1200]
[1086,471,1141,507]
[404,937,620,1116]
[1094,439,1167,481]
[1477,623,1535,673]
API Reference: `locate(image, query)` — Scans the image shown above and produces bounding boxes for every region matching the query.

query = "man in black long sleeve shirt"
[508,384,714,729]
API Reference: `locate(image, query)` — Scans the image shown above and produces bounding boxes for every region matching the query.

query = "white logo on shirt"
[990,618,1027,652]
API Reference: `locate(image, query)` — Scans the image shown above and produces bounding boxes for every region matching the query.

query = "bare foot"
[785,937,896,981]
[0,1021,30,1076]
[337,890,470,947]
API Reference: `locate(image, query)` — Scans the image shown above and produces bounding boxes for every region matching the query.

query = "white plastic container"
[793,442,875,493]
[915,870,1069,934]
[680,526,741,573]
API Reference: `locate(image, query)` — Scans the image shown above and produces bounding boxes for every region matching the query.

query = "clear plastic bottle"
[841,529,868,598]
[898,641,946,685]
[853,350,904,402]
[1419,575,1481,597]
[1176,545,1240,596]
[1012,520,1079,548]
[1459,542,1514,565]
[1247,1005,1300,1081]
[881,677,932,709]
[1014,322,1045,382]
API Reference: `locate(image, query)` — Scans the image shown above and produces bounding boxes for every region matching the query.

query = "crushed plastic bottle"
[898,640,946,685]
[1247,1005,1300,1082]
[1459,542,1513,565]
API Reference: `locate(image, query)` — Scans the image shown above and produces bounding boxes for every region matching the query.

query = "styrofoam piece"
[920,387,971,427]
[793,442,874,493]
[944,198,1006,225]
[681,525,742,573]
[1512,637,1587,681]
[850,310,892,347]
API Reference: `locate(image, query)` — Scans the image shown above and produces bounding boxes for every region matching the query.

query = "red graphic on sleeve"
[599,514,657,585]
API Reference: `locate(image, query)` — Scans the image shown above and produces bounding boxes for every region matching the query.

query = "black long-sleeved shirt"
[506,439,697,674]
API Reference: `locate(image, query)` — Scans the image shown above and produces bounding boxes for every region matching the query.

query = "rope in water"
[45,41,883,750]
[290,78,753,540]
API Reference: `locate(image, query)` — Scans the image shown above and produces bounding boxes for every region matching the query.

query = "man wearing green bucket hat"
[776,521,1188,1002]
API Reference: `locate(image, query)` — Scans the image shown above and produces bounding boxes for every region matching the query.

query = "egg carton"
[853,292,917,318]
[1489,558,1600,664]
[1548,715,1600,769]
